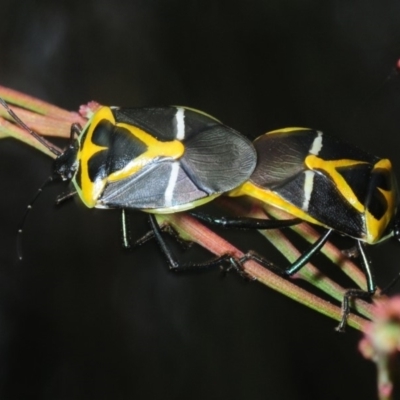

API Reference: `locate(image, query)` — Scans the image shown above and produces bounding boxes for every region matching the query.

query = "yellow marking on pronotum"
[107,122,184,182]
[76,107,112,207]
[365,158,395,244]
[76,106,185,208]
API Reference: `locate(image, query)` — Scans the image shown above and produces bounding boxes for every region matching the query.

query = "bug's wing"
[251,130,366,238]
[113,107,257,189]
[250,130,314,188]
[98,160,210,210]
[112,108,257,189]
[112,106,220,141]
[98,124,256,211]
[181,125,256,193]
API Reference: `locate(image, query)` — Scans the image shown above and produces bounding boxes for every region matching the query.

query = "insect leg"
[336,241,376,332]
[239,229,333,276]
[120,209,193,250]
[130,212,301,250]
[120,209,132,249]
[148,214,242,274]
[239,231,376,331]
[55,191,77,205]
[190,211,302,230]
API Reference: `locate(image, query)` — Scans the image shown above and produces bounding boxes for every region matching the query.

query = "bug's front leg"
[120,209,193,250]
[120,209,133,249]
[147,214,244,275]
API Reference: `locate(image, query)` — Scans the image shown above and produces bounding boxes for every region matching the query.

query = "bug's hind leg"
[239,232,377,331]
[239,229,333,276]
[335,241,376,332]
[336,288,374,332]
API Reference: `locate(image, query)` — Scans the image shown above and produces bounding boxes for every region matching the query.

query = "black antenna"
[16,176,55,261]
[0,98,62,156]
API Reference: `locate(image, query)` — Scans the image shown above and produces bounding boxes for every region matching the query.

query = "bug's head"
[53,141,79,181]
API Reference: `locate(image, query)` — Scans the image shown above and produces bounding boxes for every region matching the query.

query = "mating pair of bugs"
[1,99,399,331]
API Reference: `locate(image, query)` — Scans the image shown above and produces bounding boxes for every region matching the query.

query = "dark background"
[0,1,400,399]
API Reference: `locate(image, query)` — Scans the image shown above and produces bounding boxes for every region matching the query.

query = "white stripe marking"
[309,131,323,155]
[175,107,185,140]
[302,170,315,211]
[121,209,129,248]
[165,163,180,207]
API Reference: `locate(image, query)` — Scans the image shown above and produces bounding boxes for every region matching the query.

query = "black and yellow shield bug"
[1,98,262,271]
[196,127,400,330]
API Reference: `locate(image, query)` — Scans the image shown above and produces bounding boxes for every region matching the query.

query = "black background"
[1,1,400,399]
